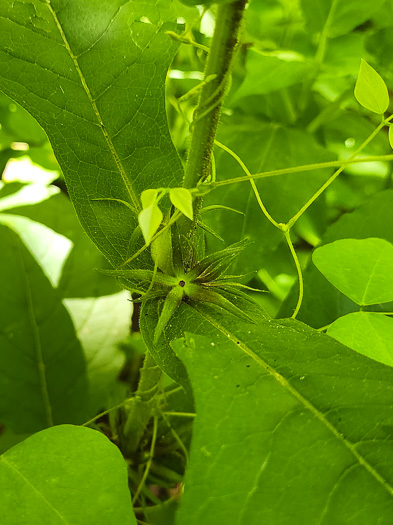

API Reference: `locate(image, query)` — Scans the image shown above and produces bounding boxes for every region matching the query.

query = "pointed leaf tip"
[354,59,389,114]
[170,187,193,220]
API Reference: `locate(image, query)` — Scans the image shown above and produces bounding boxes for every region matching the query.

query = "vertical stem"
[178,0,248,264]
[183,0,247,189]
[122,351,161,456]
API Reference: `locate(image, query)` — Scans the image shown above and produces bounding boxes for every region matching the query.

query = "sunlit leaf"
[138,204,163,245]
[354,59,389,114]
[169,187,193,220]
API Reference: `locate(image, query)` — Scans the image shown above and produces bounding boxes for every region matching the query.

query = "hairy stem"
[122,351,162,457]
[178,0,248,265]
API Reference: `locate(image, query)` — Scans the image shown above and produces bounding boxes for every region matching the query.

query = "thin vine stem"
[214,154,393,187]
[162,411,196,418]
[287,115,393,228]
[214,140,281,229]
[214,139,304,316]
[132,415,158,504]
[159,411,190,463]
[283,229,304,319]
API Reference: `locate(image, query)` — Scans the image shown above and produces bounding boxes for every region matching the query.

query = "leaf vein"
[196,308,393,498]
[44,0,141,212]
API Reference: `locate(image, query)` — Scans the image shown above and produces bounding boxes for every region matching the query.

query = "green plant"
[1,0,393,523]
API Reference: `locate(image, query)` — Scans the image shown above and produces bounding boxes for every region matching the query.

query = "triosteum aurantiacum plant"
[1,0,393,524]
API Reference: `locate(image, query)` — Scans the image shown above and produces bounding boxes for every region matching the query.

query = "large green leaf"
[0,425,136,524]
[0,0,183,267]
[0,223,89,434]
[170,312,393,523]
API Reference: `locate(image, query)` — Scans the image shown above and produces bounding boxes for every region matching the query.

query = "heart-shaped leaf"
[313,238,393,306]
[327,312,393,367]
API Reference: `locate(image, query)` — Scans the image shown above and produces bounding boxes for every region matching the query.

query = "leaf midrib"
[45,0,141,213]
[195,305,393,498]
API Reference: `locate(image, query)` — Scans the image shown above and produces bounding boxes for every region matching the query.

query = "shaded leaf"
[300,0,386,37]
[64,292,131,416]
[4,191,119,298]
[0,223,88,433]
[232,50,312,102]
[205,123,334,274]
[0,425,136,525]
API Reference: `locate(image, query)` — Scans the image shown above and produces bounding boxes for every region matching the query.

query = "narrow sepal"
[187,239,251,282]
[154,285,184,343]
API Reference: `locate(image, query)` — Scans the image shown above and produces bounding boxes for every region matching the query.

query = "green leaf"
[0,425,136,524]
[300,0,386,37]
[313,238,393,306]
[169,187,193,220]
[0,223,89,434]
[138,204,163,245]
[141,189,159,209]
[0,0,183,268]
[389,126,393,150]
[327,312,393,367]
[354,59,389,114]
[231,50,312,102]
[169,313,393,523]
[0,213,72,288]
[151,225,174,274]
[180,0,233,5]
